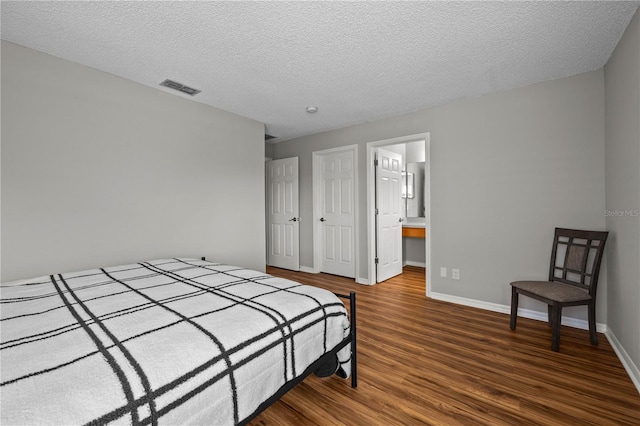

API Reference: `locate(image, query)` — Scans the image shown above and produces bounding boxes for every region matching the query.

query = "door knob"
[289,217,298,222]
[320,217,326,222]
[399,218,404,223]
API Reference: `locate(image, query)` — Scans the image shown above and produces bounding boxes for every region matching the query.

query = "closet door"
[267,157,299,271]
[317,150,355,278]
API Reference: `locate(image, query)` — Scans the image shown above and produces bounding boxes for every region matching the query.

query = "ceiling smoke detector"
[306,106,318,114]
[160,79,201,96]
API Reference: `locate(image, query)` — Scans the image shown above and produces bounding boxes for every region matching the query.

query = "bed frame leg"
[349,291,357,388]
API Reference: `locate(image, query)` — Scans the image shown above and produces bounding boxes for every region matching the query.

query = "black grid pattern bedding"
[0,258,351,425]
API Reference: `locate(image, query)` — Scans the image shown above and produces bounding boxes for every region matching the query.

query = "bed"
[0,258,357,425]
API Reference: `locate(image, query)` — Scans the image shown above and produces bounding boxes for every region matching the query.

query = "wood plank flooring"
[250,266,640,425]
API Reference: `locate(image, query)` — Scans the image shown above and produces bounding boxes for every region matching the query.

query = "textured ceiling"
[1,1,638,142]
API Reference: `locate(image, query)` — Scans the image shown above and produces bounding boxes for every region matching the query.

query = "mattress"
[0,258,351,425]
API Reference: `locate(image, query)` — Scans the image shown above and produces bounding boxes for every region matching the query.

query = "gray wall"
[1,41,266,281]
[273,69,607,323]
[406,140,425,163]
[604,8,640,377]
[403,237,426,265]
[265,141,274,159]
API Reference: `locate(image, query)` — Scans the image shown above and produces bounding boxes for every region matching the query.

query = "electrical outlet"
[440,267,447,278]
[452,269,460,280]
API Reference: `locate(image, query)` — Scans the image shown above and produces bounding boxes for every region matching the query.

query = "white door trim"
[312,144,359,277]
[366,133,431,293]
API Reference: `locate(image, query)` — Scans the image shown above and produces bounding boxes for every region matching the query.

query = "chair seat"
[510,280,591,303]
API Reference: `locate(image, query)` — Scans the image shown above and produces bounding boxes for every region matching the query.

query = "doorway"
[366,133,431,293]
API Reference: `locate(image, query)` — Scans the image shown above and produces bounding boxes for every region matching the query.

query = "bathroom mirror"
[401,171,414,199]
[404,162,425,218]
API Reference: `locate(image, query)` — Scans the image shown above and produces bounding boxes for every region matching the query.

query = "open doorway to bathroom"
[366,133,431,294]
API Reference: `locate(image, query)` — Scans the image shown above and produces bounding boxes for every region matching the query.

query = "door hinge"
[374,159,378,166]
[375,208,379,215]
[375,257,379,264]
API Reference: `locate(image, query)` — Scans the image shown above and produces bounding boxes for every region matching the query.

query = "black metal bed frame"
[239,291,357,425]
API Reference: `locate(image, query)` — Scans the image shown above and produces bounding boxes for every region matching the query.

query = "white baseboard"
[404,261,427,268]
[429,292,607,333]
[605,328,640,394]
[356,277,372,285]
[299,266,317,274]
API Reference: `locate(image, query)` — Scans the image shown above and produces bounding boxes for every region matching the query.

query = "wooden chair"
[510,228,608,352]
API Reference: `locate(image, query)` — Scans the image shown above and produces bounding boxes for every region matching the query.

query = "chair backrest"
[548,228,608,297]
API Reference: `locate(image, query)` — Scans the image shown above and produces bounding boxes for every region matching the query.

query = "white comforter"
[0,258,351,425]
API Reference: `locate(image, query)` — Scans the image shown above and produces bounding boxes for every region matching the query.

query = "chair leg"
[588,301,598,346]
[547,305,553,328]
[510,287,518,330]
[551,303,562,352]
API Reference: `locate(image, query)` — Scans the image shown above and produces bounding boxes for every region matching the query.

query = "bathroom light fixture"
[306,106,318,113]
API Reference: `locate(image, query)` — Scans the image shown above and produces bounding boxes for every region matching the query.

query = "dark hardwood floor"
[250,266,640,425]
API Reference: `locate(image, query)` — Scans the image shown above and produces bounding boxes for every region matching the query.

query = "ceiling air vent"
[159,79,201,96]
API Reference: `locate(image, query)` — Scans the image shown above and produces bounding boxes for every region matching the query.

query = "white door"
[376,148,403,282]
[318,151,355,278]
[267,157,299,271]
